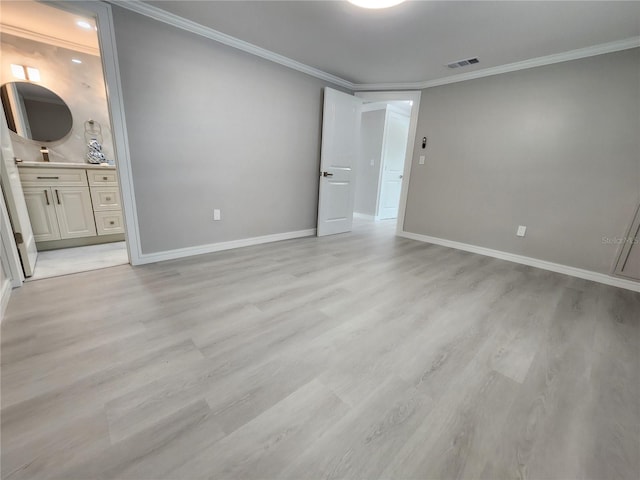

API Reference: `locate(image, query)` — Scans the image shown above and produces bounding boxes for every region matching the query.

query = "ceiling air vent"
[447,57,479,69]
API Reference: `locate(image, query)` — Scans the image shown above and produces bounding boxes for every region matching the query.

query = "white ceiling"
[0,1,99,54]
[145,0,640,85]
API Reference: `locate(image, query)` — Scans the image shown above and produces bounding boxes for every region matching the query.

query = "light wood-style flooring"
[2,220,639,479]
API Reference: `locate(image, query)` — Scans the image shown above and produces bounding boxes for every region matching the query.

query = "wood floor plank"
[60,400,224,480]
[166,379,350,480]
[1,219,638,480]
[281,376,433,480]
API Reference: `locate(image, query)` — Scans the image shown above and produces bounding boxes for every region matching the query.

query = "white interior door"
[377,110,410,220]
[0,108,37,277]
[317,87,361,236]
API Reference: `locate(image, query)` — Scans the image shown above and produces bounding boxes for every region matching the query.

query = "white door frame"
[1,185,23,318]
[45,0,143,265]
[1,187,24,287]
[355,91,421,235]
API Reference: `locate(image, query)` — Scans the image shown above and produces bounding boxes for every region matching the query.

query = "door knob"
[399,175,403,179]
[322,171,333,177]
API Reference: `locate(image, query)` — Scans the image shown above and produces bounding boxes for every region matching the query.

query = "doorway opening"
[354,100,412,225]
[316,89,420,237]
[354,91,421,234]
[0,0,129,281]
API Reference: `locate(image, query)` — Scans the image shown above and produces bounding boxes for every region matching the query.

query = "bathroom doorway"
[0,0,129,280]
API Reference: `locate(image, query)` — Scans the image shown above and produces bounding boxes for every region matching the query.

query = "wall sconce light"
[10,64,40,82]
[10,64,25,80]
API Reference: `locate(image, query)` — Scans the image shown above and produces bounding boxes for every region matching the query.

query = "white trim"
[108,0,353,90]
[354,37,640,91]
[0,183,24,288]
[399,231,640,293]
[0,24,100,56]
[1,185,23,320]
[49,1,142,265]
[136,229,317,265]
[1,277,11,321]
[99,1,639,93]
[355,91,421,236]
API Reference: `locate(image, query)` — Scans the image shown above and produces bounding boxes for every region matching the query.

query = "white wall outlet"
[419,155,425,165]
[213,209,221,221]
[516,225,527,237]
[370,158,375,166]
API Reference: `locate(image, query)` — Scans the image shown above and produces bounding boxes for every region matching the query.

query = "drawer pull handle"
[109,221,115,225]
[44,189,50,205]
[106,197,111,201]
[37,176,59,179]
[102,176,108,180]
[55,189,61,205]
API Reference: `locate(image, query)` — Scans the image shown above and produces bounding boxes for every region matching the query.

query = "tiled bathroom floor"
[29,242,128,280]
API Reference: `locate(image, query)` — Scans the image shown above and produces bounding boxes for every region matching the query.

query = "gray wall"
[355,108,385,216]
[404,48,640,275]
[111,7,348,254]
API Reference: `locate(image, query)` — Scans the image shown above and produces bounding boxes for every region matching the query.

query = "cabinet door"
[53,187,97,239]
[22,187,61,242]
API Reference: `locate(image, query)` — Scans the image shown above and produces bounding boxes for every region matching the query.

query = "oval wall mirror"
[0,82,73,143]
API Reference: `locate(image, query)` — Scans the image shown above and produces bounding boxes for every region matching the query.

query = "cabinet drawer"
[20,168,87,187]
[94,211,125,235]
[90,187,121,211]
[88,170,118,186]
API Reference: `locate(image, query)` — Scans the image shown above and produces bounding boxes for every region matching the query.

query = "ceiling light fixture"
[348,0,406,9]
[76,20,92,29]
[71,58,83,64]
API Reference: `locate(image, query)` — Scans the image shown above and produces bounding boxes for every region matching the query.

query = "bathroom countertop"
[17,161,116,170]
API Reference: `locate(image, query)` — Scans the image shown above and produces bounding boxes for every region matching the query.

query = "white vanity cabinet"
[20,168,97,242]
[19,164,124,245]
[87,168,124,235]
[22,187,61,242]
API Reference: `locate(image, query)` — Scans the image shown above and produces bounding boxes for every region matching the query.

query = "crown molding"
[106,1,639,93]
[108,0,355,89]
[0,24,100,56]
[353,36,640,91]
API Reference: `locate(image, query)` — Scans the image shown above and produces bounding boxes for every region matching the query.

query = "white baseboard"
[399,231,640,293]
[1,278,11,322]
[136,228,317,265]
